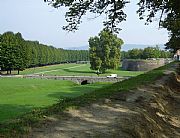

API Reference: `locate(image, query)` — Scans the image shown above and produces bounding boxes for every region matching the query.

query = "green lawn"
[17,63,144,77]
[0,63,143,123]
[0,62,177,136]
[0,78,110,123]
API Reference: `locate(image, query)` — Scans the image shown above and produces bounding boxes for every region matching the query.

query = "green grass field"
[18,63,144,77]
[0,62,177,136]
[0,78,110,123]
[0,63,143,123]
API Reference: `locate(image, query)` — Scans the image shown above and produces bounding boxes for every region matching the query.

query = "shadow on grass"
[62,68,95,74]
[0,104,34,123]
[61,68,124,77]
[0,84,107,124]
[48,84,108,100]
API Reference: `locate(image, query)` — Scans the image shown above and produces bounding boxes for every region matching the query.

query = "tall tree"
[89,29,123,73]
[0,32,19,74]
[14,33,28,74]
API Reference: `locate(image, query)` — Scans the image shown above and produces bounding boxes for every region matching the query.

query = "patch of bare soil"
[28,68,180,138]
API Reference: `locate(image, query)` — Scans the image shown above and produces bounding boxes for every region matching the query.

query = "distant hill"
[65,44,166,51]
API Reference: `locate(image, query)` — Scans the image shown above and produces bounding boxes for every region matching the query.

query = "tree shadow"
[0,84,107,124]
[0,104,34,123]
[48,84,106,100]
[62,68,95,74]
[61,68,121,77]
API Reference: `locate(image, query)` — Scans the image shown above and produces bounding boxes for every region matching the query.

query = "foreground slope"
[29,63,180,138]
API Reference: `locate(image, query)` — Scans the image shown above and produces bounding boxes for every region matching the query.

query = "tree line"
[0,32,89,74]
[121,46,173,60]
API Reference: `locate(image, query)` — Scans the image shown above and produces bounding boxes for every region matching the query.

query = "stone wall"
[122,59,165,71]
[24,75,130,84]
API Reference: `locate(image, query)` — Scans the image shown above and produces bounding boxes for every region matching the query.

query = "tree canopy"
[45,0,129,33]
[45,0,180,51]
[137,0,180,52]
[89,29,123,73]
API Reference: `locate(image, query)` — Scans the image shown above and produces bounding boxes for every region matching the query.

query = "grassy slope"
[17,63,143,77]
[0,78,110,123]
[0,62,175,136]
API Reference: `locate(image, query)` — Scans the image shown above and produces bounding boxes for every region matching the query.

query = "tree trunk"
[18,70,20,75]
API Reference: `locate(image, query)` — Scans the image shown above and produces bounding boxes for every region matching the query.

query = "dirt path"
[28,67,180,138]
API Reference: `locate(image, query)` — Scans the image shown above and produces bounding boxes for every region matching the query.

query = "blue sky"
[0,0,169,49]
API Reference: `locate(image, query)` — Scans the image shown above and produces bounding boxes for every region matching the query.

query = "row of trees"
[121,46,172,60]
[0,32,89,74]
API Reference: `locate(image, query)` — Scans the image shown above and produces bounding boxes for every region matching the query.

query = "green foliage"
[45,0,129,33]
[142,46,161,59]
[23,41,89,68]
[89,29,123,73]
[0,31,89,74]
[121,46,172,60]
[0,32,27,74]
[137,0,180,51]
[128,48,143,59]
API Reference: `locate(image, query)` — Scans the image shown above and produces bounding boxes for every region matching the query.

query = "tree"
[141,46,161,59]
[89,29,123,73]
[142,47,157,59]
[128,48,143,59]
[45,0,180,51]
[45,0,129,33]
[160,50,172,58]
[0,32,20,74]
[137,0,180,52]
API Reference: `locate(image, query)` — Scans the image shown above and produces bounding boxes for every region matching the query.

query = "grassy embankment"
[0,63,174,136]
[0,62,176,137]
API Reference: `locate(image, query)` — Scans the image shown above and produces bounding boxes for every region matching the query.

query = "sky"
[0,0,169,50]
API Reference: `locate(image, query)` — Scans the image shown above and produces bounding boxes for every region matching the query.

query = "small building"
[174,49,180,61]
